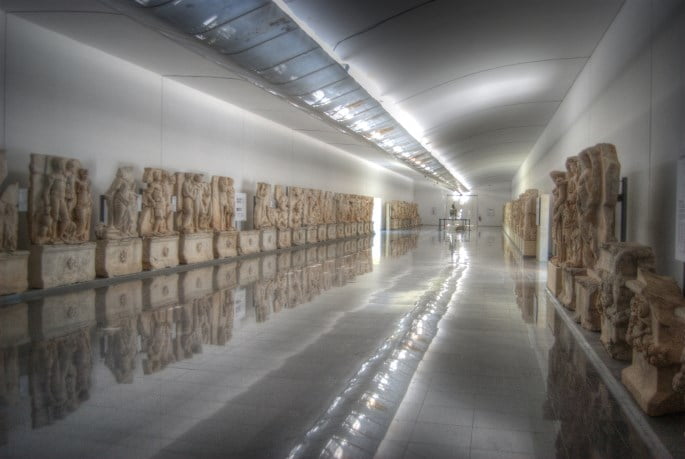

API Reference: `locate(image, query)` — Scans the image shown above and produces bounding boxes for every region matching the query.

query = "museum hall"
[0,1,684,458]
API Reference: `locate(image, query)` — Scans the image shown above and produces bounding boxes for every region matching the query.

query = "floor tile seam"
[545,288,673,459]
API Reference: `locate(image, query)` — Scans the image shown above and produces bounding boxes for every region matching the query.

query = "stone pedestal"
[327,224,337,240]
[547,260,562,297]
[317,224,327,242]
[179,232,214,265]
[96,238,143,278]
[238,230,260,255]
[337,224,346,239]
[29,243,96,289]
[522,239,536,257]
[306,226,318,244]
[238,258,259,286]
[575,275,601,330]
[559,266,585,311]
[261,255,277,280]
[366,222,373,234]
[143,273,179,309]
[277,229,292,249]
[0,251,28,295]
[142,236,179,271]
[622,352,685,416]
[357,222,365,235]
[260,228,277,252]
[292,228,306,246]
[214,230,238,259]
[214,262,237,290]
[345,223,356,238]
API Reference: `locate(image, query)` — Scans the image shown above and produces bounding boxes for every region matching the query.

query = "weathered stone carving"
[550,170,567,264]
[138,168,175,237]
[289,187,305,229]
[254,182,273,230]
[97,167,138,239]
[622,269,685,415]
[138,307,176,374]
[273,185,289,230]
[0,151,29,294]
[388,200,420,229]
[175,172,211,234]
[503,189,538,256]
[211,176,235,232]
[29,154,92,245]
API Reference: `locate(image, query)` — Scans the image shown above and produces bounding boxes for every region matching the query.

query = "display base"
[0,251,28,295]
[306,226,319,244]
[29,243,96,289]
[622,351,685,416]
[327,224,337,240]
[142,236,179,271]
[522,239,536,257]
[357,222,365,235]
[238,230,260,255]
[179,232,214,265]
[337,224,346,239]
[260,228,277,252]
[238,258,259,286]
[317,224,327,242]
[277,229,292,249]
[143,273,179,309]
[30,289,96,339]
[277,252,291,271]
[261,255,277,280]
[292,228,306,246]
[214,230,237,259]
[99,280,143,320]
[96,238,142,278]
[547,260,562,297]
[575,275,601,331]
[559,266,586,311]
[180,266,213,302]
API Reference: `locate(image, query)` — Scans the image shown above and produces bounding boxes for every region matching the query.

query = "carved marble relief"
[211,176,235,232]
[138,168,176,237]
[97,167,139,240]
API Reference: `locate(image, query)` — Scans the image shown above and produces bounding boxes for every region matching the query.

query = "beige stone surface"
[210,176,235,232]
[254,182,273,230]
[143,273,179,309]
[306,225,318,244]
[289,187,304,229]
[292,228,306,246]
[388,200,420,228]
[28,153,92,245]
[179,232,214,264]
[238,230,260,255]
[95,238,143,278]
[260,228,277,252]
[546,260,562,296]
[238,258,259,286]
[175,172,211,234]
[261,254,277,280]
[575,275,601,331]
[292,249,305,268]
[142,235,179,270]
[0,251,28,295]
[277,229,291,249]
[29,243,95,289]
[277,252,291,271]
[317,224,327,242]
[306,247,318,264]
[559,266,585,311]
[326,243,337,259]
[96,167,139,240]
[336,223,345,239]
[214,230,237,259]
[597,242,655,361]
[273,185,289,230]
[327,224,337,240]
[622,269,685,415]
[213,262,237,290]
[138,168,176,237]
[1,182,19,252]
[345,223,355,238]
[357,222,365,235]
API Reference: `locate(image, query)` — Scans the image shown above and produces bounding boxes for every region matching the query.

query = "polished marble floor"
[0,228,673,458]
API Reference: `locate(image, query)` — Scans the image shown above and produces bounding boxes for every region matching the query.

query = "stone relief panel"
[138,168,176,237]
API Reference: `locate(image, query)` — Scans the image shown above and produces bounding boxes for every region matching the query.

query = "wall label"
[235,193,247,222]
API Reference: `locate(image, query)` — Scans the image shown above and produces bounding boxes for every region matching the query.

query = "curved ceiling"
[279,0,624,190]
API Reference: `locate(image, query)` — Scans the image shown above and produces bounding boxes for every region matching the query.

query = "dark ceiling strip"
[332,0,437,52]
[255,46,320,72]
[396,57,588,104]
[271,62,337,86]
[189,3,270,35]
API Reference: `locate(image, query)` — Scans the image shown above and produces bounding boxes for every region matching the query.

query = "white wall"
[512,0,685,284]
[414,181,509,227]
[2,15,414,240]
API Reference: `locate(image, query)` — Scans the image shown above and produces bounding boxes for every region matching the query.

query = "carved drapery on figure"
[175,173,211,234]
[0,151,19,252]
[289,187,304,229]
[211,176,235,232]
[273,185,289,230]
[138,168,175,237]
[28,154,92,245]
[97,167,139,240]
[550,171,567,263]
[254,182,273,230]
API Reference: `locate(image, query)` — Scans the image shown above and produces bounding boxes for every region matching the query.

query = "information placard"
[676,157,685,262]
[235,193,247,222]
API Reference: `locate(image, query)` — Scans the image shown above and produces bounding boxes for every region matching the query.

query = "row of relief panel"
[545,143,685,419]
[0,152,374,295]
